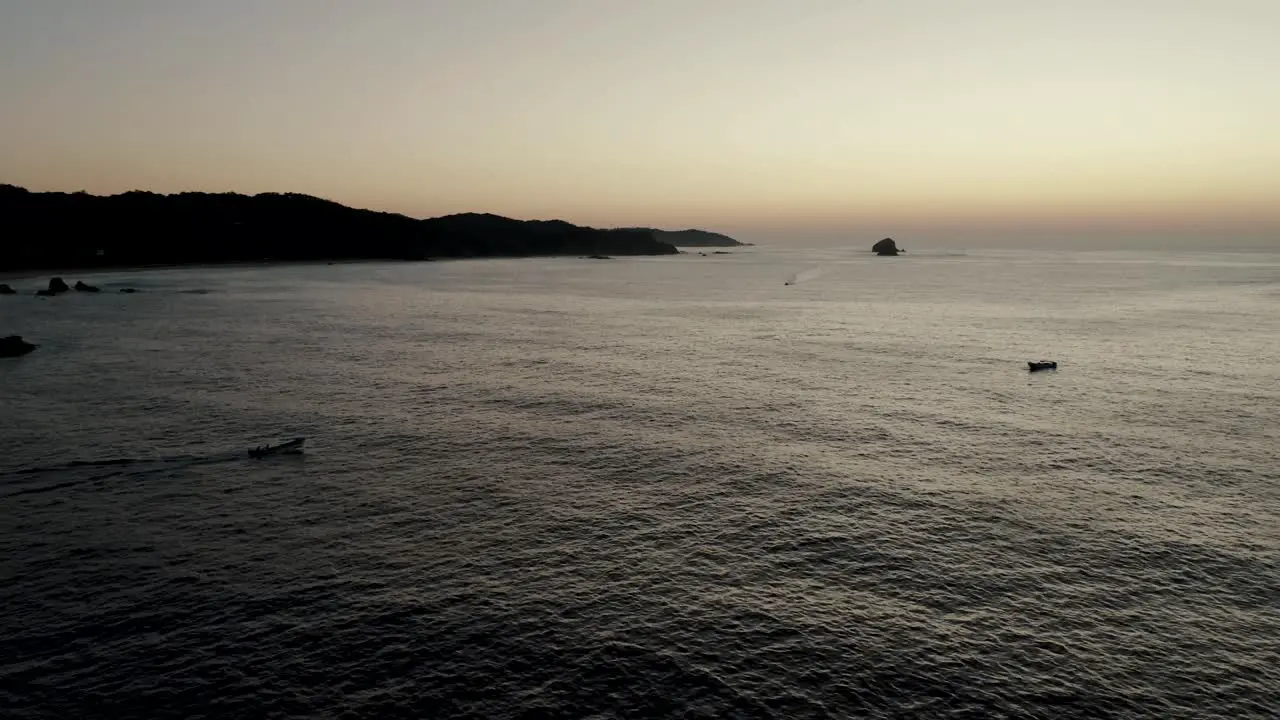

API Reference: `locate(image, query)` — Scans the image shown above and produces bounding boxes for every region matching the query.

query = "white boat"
[248,437,306,459]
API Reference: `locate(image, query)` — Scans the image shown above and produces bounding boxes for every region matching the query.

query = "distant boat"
[248,437,306,459]
[1027,361,1058,372]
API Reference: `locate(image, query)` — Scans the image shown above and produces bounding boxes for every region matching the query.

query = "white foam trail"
[785,265,829,285]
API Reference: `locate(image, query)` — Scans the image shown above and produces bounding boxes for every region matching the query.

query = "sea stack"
[872,238,902,256]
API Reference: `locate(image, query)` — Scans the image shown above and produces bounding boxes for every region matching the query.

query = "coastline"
[0,250,692,285]
[1,186,691,279]
[0,258,379,283]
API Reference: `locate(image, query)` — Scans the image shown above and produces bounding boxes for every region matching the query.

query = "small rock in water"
[872,238,902,256]
[0,335,37,357]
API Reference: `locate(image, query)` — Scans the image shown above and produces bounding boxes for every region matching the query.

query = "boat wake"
[0,448,268,498]
[784,266,833,286]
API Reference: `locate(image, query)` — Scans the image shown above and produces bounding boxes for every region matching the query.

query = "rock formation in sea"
[872,238,903,256]
[0,335,37,357]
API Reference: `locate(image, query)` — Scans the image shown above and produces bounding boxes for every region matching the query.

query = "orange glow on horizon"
[1,1,1277,244]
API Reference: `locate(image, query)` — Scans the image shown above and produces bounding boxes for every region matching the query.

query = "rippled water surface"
[2,248,1278,719]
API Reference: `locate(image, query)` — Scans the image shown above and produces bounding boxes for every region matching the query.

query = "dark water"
[2,249,1277,719]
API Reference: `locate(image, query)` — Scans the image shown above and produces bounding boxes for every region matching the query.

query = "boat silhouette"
[248,437,306,459]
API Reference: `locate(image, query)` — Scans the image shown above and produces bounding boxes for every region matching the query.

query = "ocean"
[1,247,1277,719]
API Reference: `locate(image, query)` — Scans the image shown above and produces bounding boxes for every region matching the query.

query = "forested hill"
[0,185,681,271]
[645,228,744,247]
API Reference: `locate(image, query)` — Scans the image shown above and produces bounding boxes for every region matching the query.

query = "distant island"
[624,228,746,247]
[0,185,719,272]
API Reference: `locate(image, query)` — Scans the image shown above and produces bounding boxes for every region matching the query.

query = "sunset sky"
[2,1,1278,245]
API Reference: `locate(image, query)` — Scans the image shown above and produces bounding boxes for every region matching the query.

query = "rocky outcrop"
[872,238,903,256]
[636,228,745,247]
[35,278,69,296]
[0,284,14,295]
[74,281,100,292]
[0,335,37,357]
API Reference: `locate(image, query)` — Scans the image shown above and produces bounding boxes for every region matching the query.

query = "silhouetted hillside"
[626,228,745,247]
[0,185,679,272]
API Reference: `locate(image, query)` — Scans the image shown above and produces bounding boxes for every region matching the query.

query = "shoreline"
[0,250,691,284]
[0,258,407,283]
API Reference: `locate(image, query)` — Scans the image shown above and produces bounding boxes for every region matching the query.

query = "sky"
[1,0,1278,246]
